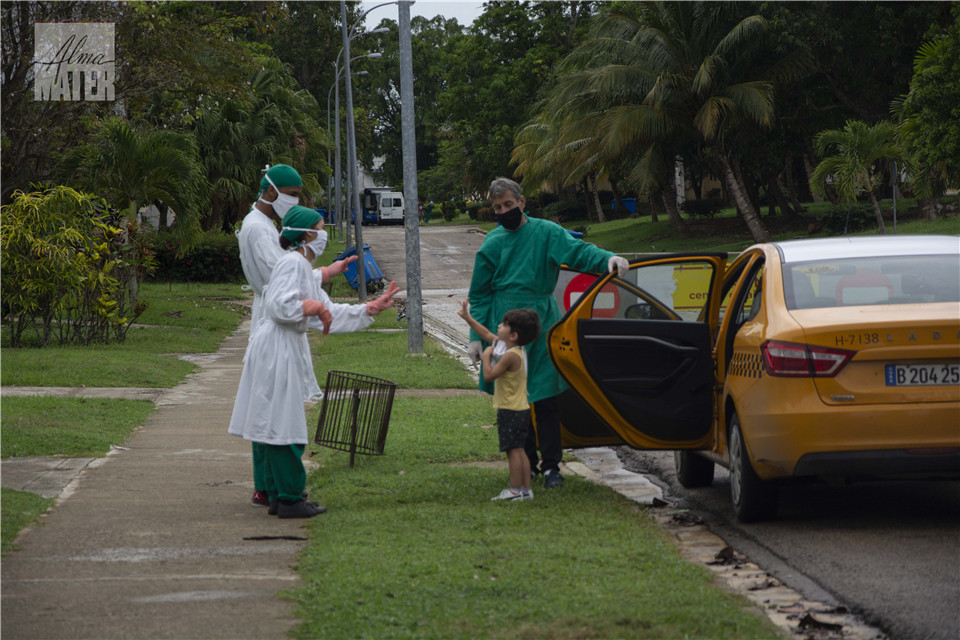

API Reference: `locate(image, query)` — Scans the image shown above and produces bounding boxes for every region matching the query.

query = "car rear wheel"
[728,413,778,522]
[674,450,715,487]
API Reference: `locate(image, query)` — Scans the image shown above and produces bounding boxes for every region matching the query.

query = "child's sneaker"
[519,488,534,501]
[491,487,523,501]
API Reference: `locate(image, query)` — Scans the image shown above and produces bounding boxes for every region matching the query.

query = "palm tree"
[58,117,206,300]
[810,120,901,234]
[527,2,810,243]
[59,117,205,236]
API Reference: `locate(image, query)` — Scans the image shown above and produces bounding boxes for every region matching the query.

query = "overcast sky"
[360,1,487,29]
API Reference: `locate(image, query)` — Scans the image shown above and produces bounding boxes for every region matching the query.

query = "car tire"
[728,413,777,522]
[674,450,714,487]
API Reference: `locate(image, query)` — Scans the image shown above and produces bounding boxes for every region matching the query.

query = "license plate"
[885,363,960,386]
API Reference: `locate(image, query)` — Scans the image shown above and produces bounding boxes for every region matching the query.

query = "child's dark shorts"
[496,408,531,452]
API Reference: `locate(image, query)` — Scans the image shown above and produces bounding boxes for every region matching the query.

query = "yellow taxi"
[548,235,960,521]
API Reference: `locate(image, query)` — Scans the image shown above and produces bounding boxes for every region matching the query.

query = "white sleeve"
[304,286,374,334]
[264,258,307,327]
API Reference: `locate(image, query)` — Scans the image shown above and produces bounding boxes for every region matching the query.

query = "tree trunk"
[648,194,660,223]
[784,157,805,211]
[802,148,827,203]
[660,178,690,237]
[125,200,141,305]
[580,178,594,222]
[717,150,772,243]
[733,158,761,218]
[867,189,887,234]
[609,177,628,217]
[158,203,169,230]
[588,172,607,223]
[918,197,940,221]
[769,177,798,219]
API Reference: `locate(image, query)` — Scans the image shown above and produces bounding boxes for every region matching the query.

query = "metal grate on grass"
[314,370,397,467]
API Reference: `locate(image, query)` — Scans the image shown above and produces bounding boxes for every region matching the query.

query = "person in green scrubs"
[467,177,630,488]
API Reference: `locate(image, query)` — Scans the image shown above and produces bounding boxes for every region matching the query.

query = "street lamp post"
[330,48,381,247]
[341,0,399,301]
[398,1,423,353]
[327,69,365,244]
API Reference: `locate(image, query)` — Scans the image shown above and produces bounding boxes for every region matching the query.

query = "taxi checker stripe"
[731,352,763,379]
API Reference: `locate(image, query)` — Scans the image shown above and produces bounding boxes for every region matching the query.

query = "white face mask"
[259,175,299,218]
[305,230,328,257]
[283,227,327,257]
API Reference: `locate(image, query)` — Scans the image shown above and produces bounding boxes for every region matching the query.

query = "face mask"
[259,175,299,218]
[305,230,328,257]
[496,206,524,231]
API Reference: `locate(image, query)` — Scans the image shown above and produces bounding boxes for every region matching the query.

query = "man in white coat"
[237,165,355,507]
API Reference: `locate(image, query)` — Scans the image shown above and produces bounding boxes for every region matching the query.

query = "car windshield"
[783,254,960,309]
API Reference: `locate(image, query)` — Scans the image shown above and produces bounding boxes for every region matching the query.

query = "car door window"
[587,261,718,322]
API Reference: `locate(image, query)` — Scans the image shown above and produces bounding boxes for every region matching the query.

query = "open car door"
[549,255,728,450]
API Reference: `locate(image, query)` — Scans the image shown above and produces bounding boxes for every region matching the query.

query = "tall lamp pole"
[341,0,399,301]
[398,1,423,353]
[327,66,368,244]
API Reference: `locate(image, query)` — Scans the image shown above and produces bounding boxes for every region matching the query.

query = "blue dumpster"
[336,243,385,294]
[314,208,335,224]
[612,198,637,214]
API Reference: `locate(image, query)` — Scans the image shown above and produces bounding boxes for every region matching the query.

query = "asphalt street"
[617,449,960,640]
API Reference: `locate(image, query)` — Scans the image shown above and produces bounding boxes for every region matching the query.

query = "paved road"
[617,449,960,640]
[355,223,483,352]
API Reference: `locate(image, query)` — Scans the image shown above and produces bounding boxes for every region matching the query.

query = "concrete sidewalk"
[2,322,306,640]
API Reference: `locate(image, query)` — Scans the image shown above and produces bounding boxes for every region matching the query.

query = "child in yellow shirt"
[459,302,541,501]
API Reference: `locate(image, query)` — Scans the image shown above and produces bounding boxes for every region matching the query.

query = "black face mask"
[496,206,524,231]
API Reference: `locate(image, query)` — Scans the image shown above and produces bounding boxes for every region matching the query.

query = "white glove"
[467,340,483,366]
[608,256,630,278]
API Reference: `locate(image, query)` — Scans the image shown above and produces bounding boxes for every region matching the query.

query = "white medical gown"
[228,250,373,445]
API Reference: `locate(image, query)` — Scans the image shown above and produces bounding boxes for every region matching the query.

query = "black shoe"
[270,499,320,516]
[543,469,564,488]
[277,500,327,518]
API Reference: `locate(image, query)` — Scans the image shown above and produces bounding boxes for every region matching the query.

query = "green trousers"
[254,442,306,502]
[252,442,267,492]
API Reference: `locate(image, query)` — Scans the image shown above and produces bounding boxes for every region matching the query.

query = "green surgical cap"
[281,206,323,244]
[260,164,302,191]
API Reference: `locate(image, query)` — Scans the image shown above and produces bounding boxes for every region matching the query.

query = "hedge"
[146,230,244,283]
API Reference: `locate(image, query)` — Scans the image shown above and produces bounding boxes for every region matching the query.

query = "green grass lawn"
[1,282,250,387]
[1,396,156,458]
[1,488,53,555]
[294,395,782,640]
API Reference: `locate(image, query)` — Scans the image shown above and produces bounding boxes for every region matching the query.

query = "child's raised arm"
[457,300,496,344]
[481,346,520,382]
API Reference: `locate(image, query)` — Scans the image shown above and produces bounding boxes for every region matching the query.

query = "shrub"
[817,203,876,234]
[440,201,457,222]
[1,186,151,347]
[681,198,726,219]
[146,230,244,283]
[465,202,483,221]
[540,199,587,223]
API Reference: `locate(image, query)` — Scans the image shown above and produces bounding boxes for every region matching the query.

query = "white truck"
[362,188,404,225]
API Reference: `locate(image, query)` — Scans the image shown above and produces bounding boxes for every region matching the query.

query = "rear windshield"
[783,254,960,310]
